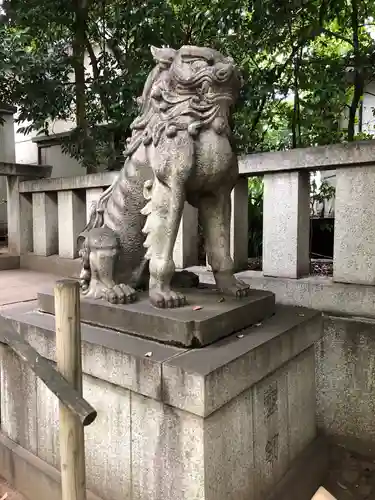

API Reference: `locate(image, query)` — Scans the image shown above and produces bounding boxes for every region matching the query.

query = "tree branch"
[321,28,353,46]
[84,34,99,80]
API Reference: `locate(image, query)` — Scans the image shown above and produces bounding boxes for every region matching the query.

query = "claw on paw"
[105,283,137,304]
[149,288,187,309]
[216,277,251,299]
[84,280,137,304]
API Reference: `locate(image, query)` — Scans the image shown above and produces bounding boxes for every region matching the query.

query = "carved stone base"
[0,301,324,500]
[37,286,275,348]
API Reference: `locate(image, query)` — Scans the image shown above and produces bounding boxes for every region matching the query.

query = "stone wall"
[316,315,375,456]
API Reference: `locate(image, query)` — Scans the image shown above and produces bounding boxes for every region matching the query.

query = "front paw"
[218,278,250,298]
[104,284,137,304]
[149,288,187,309]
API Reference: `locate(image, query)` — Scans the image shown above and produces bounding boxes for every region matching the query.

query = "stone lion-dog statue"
[78,45,250,308]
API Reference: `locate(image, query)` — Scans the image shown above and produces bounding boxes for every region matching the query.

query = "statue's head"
[150,45,241,106]
[129,45,241,144]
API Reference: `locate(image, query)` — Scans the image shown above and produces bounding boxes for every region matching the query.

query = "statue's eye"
[207,58,214,66]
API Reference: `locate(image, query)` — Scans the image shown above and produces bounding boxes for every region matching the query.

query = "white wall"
[361,80,375,135]
[0,112,16,228]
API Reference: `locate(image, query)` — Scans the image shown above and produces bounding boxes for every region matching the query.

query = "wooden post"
[55,279,87,500]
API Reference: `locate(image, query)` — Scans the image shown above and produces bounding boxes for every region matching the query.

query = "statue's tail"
[77,176,119,292]
[140,179,155,260]
[78,239,91,293]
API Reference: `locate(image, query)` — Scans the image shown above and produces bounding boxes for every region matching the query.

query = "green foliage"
[247,174,337,256]
[247,177,263,257]
[1,0,375,170]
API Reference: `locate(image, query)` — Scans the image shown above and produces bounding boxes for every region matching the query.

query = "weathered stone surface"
[38,287,275,347]
[22,369,131,500]
[204,389,254,500]
[334,166,375,284]
[131,393,204,500]
[36,377,60,468]
[287,347,316,461]
[316,315,375,448]
[263,171,310,278]
[83,375,131,500]
[253,365,289,499]
[162,305,322,416]
[0,303,182,401]
[0,344,38,453]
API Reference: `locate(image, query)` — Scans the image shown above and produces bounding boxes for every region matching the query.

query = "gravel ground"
[248,257,333,276]
[324,445,375,499]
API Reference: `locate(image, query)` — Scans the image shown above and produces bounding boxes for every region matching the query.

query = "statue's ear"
[150,46,176,65]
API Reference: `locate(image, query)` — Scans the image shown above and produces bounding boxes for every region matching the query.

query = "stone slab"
[162,305,322,416]
[0,431,102,500]
[0,303,183,402]
[38,287,275,348]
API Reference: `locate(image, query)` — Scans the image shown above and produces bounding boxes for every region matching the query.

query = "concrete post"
[58,190,86,259]
[173,202,199,269]
[262,171,310,278]
[6,176,33,255]
[32,192,58,256]
[230,176,249,271]
[333,166,375,284]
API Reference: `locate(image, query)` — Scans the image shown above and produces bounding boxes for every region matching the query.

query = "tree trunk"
[72,0,96,173]
[347,0,363,142]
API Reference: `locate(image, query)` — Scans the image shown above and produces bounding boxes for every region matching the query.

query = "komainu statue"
[79,45,250,308]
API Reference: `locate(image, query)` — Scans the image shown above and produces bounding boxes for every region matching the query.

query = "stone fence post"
[262,171,310,278]
[333,165,375,284]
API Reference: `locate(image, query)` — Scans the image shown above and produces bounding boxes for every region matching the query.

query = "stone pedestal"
[0,300,325,500]
[38,287,275,348]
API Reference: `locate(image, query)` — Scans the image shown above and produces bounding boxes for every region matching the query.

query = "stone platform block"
[37,287,275,348]
[0,301,324,500]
